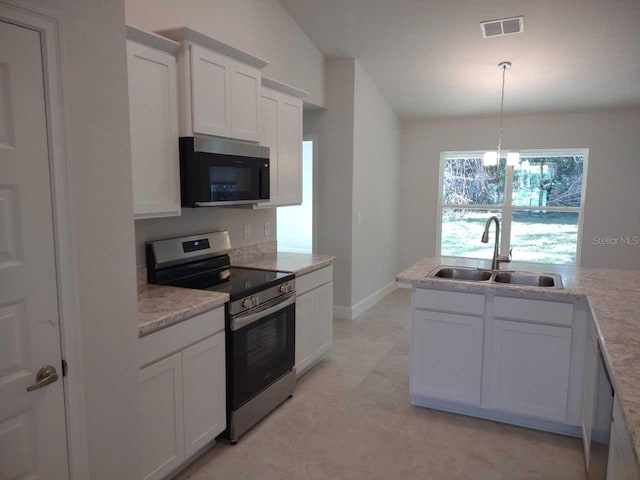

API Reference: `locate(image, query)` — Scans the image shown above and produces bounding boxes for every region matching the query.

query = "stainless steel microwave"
[179,136,270,207]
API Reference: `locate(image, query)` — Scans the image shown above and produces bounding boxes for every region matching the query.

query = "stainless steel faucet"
[481,216,512,270]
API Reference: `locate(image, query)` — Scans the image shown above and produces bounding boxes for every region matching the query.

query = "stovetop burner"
[173,266,293,301]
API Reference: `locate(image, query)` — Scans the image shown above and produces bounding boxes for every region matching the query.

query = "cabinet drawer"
[297,266,333,296]
[414,288,484,316]
[494,296,574,327]
[140,307,225,368]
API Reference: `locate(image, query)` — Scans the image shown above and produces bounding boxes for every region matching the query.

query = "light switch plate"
[243,224,251,240]
[264,222,271,237]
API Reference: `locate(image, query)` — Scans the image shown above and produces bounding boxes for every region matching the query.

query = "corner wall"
[399,109,640,271]
[314,59,356,308]
[313,58,401,313]
[351,61,401,307]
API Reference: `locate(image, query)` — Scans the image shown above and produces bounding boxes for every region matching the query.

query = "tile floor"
[176,288,586,480]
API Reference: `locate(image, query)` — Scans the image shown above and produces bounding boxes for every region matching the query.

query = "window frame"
[436,148,589,266]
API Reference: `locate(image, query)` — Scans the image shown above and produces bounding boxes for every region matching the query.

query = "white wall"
[399,109,640,271]
[125,0,325,106]
[351,61,400,306]
[314,59,355,308]
[312,58,401,311]
[135,208,274,264]
[27,0,140,477]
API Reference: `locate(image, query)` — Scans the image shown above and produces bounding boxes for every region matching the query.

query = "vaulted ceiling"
[278,0,640,120]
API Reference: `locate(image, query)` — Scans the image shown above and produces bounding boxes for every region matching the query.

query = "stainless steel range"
[146,231,296,444]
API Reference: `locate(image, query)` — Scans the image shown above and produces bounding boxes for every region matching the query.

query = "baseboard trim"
[412,395,582,438]
[333,281,397,320]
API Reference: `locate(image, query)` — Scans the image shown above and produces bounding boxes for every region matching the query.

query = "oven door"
[228,295,295,410]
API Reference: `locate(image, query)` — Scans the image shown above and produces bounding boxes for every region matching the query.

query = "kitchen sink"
[428,266,563,289]
[493,272,560,288]
[433,267,492,282]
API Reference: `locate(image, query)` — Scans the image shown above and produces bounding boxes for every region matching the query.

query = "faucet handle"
[497,249,512,264]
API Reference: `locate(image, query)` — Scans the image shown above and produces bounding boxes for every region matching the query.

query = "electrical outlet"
[243,224,251,241]
[356,212,362,225]
[264,221,271,237]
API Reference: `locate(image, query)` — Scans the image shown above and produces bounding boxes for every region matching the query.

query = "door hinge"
[61,359,68,377]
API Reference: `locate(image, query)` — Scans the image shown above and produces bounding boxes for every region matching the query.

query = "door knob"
[26,365,59,392]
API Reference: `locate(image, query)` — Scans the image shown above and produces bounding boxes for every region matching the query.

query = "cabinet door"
[230,62,260,142]
[607,398,640,480]
[182,332,226,458]
[582,326,598,464]
[412,310,484,405]
[127,41,180,219]
[295,290,314,374]
[140,353,184,480]
[314,281,333,358]
[259,90,279,206]
[190,44,231,137]
[489,320,572,421]
[276,96,303,206]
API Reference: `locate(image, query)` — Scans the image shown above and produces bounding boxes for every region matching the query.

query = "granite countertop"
[137,283,228,338]
[397,256,640,464]
[233,251,335,276]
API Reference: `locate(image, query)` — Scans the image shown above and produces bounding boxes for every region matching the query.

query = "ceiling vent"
[481,16,524,38]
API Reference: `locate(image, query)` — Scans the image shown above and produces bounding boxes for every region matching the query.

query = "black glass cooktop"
[172,266,293,301]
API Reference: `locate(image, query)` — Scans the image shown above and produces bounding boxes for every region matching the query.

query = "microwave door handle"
[230,295,295,331]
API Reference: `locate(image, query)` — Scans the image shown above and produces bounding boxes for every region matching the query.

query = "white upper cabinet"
[126,28,181,219]
[257,78,307,208]
[277,95,303,205]
[230,62,261,141]
[190,45,232,138]
[156,27,268,142]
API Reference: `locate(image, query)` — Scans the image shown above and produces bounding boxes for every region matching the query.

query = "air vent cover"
[481,16,524,38]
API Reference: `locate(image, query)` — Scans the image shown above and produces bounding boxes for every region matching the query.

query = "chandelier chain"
[497,63,507,157]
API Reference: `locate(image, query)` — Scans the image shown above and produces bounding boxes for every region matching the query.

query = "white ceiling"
[278,0,640,120]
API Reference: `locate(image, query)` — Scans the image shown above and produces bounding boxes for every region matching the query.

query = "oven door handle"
[230,295,295,331]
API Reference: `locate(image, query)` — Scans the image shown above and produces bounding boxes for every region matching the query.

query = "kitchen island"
[397,256,640,476]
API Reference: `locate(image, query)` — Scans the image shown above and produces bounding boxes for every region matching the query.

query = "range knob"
[279,283,289,294]
[242,298,252,309]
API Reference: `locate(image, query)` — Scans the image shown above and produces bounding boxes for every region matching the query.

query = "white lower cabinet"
[294,267,334,376]
[410,287,580,431]
[182,333,226,458]
[140,353,184,480]
[608,396,640,480]
[488,320,572,421]
[412,310,483,405]
[139,307,226,480]
[295,291,314,373]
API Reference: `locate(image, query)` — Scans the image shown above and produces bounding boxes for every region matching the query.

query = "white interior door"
[0,20,69,480]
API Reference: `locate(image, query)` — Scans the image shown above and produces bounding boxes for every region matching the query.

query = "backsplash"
[228,241,277,263]
[137,241,278,286]
[134,206,276,266]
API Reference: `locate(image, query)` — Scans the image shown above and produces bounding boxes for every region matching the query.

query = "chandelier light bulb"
[506,151,520,166]
[483,151,498,166]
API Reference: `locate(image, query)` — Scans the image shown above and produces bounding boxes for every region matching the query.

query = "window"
[438,150,588,265]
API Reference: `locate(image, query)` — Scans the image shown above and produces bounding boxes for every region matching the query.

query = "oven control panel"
[230,280,296,317]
